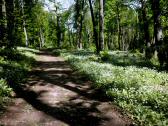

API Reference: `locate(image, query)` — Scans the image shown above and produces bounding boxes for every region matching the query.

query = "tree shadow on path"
[1,51,132,126]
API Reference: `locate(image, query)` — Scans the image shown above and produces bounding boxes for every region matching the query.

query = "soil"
[0,51,133,126]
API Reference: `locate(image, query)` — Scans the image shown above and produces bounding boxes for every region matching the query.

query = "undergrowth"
[59,50,168,126]
[0,47,37,108]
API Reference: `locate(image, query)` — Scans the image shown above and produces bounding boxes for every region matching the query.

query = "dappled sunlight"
[0,52,131,126]
[62,50,168,125]
[1,0,167,125]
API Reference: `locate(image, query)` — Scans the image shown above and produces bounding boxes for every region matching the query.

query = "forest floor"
[0,51,132,126]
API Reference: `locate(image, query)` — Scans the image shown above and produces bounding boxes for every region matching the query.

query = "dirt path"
[0,52,132,126]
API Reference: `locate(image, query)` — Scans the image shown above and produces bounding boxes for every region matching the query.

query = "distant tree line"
[0,0,168,67]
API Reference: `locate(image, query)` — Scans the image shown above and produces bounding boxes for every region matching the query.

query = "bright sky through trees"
[44,0,74,11]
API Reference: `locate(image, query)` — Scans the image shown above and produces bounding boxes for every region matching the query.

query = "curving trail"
[0,51,132,126]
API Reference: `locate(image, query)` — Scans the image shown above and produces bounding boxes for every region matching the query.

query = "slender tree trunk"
[57,16,61,48]
[21,0,28,47]
[61,31,64,47]
[71,29,75,47]
[39,27,44,48]
[133,13,139,50]
[23,20,28,47]
[87,30,90,47]
[116,4,121,50]
[0,0,6,46]
[107,21,112,50]
[72,30,75,47]
[5,0,15,48]
[107,29,111,50]
[77,0,85,49]
[68,24,72,47]
[88,0,99,53]
[0,0,2,44]
[99,0,104,51]
[111,28,114,49]
[122,28,125,51]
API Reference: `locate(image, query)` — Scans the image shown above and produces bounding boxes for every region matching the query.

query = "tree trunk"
[21,0,28,47]
[0,0,2,44]
[116,3,121,50]
[88,0,99,53]
[77,0,85,49]
[151,0,164,66]
[133,13,139,50]
[99,0,104,51]
[140,0,151,58]
[107,29,111,50]
[57,16,61,48]
[151,0,163,46]
[39,27,44,48]
[23,20,28,47]
[122,28,125,51]
[5,0,15,48]
[111,28,114,49]
[0,0,6,46]
[87,30,90,47]
[68,24,72,47]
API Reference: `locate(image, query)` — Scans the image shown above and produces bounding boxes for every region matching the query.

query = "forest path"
[0,51,132,126]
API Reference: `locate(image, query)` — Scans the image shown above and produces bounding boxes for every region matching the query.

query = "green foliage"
[0,47,36,106]
[100,51,110,61]
[61,50,168,126]
[100,51,159,69]
[0,79,12,97]
[52,49,61,56]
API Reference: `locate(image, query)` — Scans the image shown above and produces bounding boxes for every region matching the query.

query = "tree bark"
[68,24,72,47]
[0,0,6,46]
[151,0,163,46]
[140,0,151,58]
[5,0,15,48]
[21,0,28,47]
[39,27,44,48]
[141,0,150,47]
[99,0,104,51]
[88,0,99,53]
[78,0,85,49]
[151,0,165,66]
[116,3,121,50]
[57,16,61,48]
[23,20,28,47]
[107,28,111,50]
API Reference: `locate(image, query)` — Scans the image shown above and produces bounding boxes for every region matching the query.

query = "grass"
[57,49,168,126]
[0,47,37,109]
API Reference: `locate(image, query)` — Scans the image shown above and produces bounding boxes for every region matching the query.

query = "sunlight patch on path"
[0,51,132,126]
